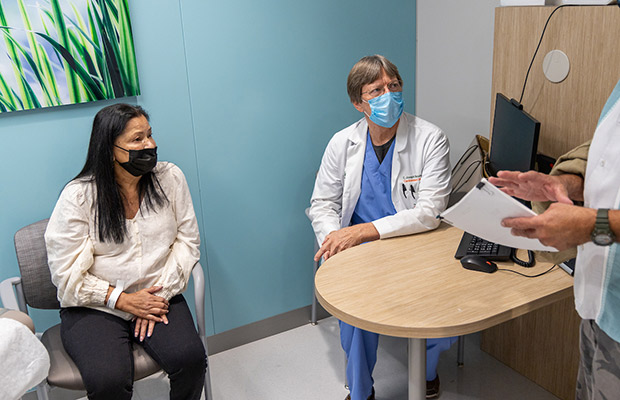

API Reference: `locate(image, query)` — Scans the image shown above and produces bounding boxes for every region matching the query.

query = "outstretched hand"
[488,170,573,204]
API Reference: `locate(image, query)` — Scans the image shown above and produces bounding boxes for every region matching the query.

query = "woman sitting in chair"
[45,103,206,400]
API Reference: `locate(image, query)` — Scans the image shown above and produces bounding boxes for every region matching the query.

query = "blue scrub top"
[351,132,397,225]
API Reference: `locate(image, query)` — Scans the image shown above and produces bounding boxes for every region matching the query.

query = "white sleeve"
[308,137,345,246]
[153,166,201,300]
[372,130,451,238]
[45,183,109,307]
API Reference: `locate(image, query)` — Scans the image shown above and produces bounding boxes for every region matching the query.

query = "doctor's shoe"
[426,375,440,399]
[344,387,375,400]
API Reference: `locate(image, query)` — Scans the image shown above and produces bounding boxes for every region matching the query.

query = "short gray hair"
[347,55,403,104]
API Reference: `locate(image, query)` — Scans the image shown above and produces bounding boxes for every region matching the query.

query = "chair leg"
[457,335,465,367]
[202,337,214,400]
[344,352,349,390]
[204,368,213,400]
[311,240,320,325]
[311,260,319,325]
[191,263,213,399]
[35,381,50,400]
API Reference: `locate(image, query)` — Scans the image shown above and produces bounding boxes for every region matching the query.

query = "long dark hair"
[74,103,168,243]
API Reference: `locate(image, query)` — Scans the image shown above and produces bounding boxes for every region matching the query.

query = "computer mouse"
[460,255,498,273]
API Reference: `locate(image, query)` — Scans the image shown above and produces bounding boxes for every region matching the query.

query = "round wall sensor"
[542,50,570,83]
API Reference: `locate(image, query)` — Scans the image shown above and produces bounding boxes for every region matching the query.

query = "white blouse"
[45,162,200,320]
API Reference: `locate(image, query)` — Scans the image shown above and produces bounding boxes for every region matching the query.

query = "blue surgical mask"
[365,91,404,128]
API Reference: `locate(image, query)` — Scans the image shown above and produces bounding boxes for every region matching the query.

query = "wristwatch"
[591,208,616,246]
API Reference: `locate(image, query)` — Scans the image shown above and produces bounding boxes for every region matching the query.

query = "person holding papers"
[489,79,620,400]
[309,55,453,400]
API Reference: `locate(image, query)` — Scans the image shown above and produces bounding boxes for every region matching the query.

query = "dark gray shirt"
[372,135,396,164]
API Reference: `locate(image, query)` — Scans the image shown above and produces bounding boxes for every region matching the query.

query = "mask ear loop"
[361,98,371,120]
[113,144,128,165]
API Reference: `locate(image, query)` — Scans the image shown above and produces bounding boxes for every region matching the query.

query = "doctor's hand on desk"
[488,170,582,204]
[314,223,380,262]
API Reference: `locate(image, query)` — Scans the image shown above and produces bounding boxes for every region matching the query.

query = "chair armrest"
[0,277,27,313]
[191,262,207,342]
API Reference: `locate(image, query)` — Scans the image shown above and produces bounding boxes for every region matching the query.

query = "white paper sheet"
[439,179,558,252]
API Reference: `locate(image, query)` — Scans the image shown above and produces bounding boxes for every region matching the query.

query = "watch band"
[592,208,616,246]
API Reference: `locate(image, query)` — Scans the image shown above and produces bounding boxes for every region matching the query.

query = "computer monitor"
[486,93,541,176]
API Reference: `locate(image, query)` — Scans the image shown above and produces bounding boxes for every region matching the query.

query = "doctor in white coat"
[309,55,453,400]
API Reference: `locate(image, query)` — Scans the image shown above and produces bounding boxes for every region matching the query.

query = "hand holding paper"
[501,202,595,251]
[439,179,559,252]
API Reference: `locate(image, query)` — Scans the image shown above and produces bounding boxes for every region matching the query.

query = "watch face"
[594,233,615,246]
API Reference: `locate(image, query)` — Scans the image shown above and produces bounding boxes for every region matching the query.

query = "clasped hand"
[115,286,169,341]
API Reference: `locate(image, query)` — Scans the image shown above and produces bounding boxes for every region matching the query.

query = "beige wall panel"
[481,296,581,400]
[491,6,620,158]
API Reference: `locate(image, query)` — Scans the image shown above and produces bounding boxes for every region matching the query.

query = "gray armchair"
[0,219,213,400]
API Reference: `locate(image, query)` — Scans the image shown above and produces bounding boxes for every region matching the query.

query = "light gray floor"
[25,316,560,400]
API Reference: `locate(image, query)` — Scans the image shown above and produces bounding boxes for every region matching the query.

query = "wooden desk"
[315,223,574,400]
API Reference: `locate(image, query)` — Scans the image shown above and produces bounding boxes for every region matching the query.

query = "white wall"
[416,1,498,166]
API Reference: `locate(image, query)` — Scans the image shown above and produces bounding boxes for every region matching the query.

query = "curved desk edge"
[316,285,573,338]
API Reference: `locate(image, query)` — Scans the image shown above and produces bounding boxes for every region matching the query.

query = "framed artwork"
[0,0,140,113]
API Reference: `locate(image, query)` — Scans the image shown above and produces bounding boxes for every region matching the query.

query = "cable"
[518,5,575,104]
[498,264,557,278]
[481,149,491,178]
[451,144,478,174]
[451,160,482,194]
[519,3,619,104]
[510,248,536,268]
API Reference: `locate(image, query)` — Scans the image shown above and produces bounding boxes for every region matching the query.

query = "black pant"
[60,295,206,400]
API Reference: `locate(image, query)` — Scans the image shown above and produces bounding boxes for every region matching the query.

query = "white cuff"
[106,280,125,310]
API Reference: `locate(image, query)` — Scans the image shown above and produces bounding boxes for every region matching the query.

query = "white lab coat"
[309,112,451,245]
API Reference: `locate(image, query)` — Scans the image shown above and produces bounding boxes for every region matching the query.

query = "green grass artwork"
[0,0,140,113]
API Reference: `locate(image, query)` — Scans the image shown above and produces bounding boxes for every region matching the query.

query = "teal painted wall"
[180,0,416,332]
[0,0,416,335]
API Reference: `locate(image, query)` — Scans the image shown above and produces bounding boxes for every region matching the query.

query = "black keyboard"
[454,232,512,261]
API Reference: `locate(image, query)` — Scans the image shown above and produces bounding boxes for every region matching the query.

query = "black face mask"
[115,145,158,176]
